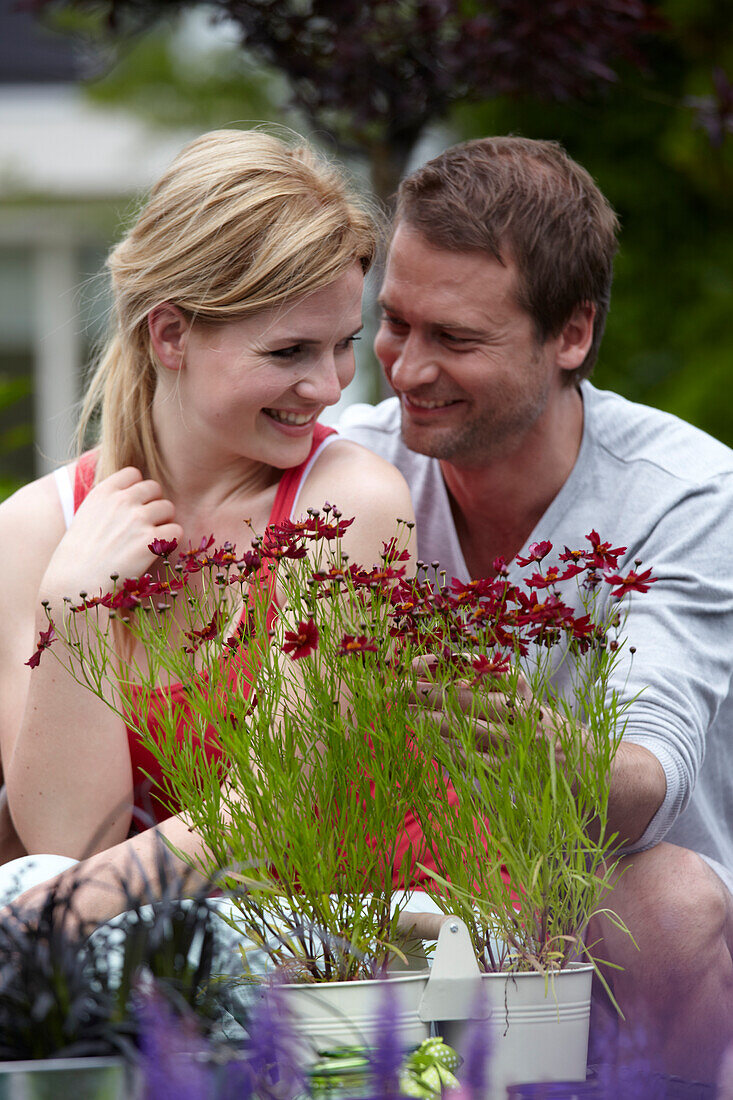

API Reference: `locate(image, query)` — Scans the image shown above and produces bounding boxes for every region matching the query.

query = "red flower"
[584,530,626,570]
[525,566,562,590]
[470,652,511,684]
[110,574,164,611]
[148,537,178,557]
[261,530,308,561]
[205,541,238,567]
[282,619,319,659]
[223,612,256,656]
[381,537,411,563]
[26,622,55,668]
[604,567,657,598]
[338,633,378,656]
[308,515,355,541]
[516,541,553,567]
[184,610,223,651]
[239,549,262,574]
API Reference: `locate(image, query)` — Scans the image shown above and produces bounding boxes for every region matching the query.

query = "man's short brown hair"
[395,137,619,382]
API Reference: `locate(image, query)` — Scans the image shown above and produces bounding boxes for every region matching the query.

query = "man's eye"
[383,314,407,330]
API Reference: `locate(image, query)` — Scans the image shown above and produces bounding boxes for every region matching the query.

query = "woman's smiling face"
[157,264,364,471]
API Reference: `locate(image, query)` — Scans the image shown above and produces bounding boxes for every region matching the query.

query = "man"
[339,137,733,1085]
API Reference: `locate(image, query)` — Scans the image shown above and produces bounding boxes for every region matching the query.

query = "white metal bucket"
[438,963,594,1100]
[278,970,431,1065]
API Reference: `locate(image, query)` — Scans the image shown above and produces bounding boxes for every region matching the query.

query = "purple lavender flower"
[369,981,403,1100]
[137,989,212,1100]
[594,1020,666,1100]
[455,990,492,1100]
[244,984,306,1100]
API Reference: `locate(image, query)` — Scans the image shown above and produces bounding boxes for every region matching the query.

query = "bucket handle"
[396,912,488,1023]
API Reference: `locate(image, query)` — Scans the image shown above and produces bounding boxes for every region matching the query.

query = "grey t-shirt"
[338,382,733,866]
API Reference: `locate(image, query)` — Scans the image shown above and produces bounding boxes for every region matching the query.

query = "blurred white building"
[0,3,191,490]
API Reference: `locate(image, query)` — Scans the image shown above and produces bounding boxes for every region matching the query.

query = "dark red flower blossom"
[184,610,223,650]
[282,619,319,659]
[492,556,510,577]
[26,622,55,668]
[470,652,511,684]
[337,633,379,656]
[261,529,308,561]
[381,537,411,563]
[148,537,178,557]
[525,566,562,590]
[585,530,626,570]
[516,540,553,566]
[110,573,164,611]
[239,549,262,574]
[177,535,216,575]
[604,567,657,598]
[306,515,355,540]
[223,612,256,656]
[204,541,238,567]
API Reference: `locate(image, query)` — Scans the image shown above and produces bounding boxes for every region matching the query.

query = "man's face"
[375,223,563,467]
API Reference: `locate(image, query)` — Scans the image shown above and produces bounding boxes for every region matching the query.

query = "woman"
[0,128,414,920]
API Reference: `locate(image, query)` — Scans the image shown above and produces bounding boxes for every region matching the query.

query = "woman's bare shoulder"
[304,437,413,517]
[0,470,69,567]
[298,437,415,566]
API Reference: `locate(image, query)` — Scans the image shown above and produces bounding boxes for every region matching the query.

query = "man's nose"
[388,332,440,391]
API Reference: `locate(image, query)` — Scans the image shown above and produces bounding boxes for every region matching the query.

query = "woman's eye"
[269,345,303,360]
[336,335,361,352]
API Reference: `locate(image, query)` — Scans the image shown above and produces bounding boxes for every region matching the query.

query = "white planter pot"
[278,970,431,1065]
[438,963,594,1100]
[0,1056,133,1100]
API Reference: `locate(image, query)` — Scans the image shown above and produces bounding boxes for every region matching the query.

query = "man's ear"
[556,302,596,375]
[147,304,191,372]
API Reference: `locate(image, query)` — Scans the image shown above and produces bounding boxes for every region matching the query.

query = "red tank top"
[73,427,335,831]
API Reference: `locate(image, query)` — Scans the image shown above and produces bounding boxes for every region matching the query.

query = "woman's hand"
[41,467,183,601]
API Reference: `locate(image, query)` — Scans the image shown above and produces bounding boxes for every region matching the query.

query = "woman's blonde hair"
[78,129,378,483]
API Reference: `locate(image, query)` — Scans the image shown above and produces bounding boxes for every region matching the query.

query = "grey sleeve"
[610,475,733,852]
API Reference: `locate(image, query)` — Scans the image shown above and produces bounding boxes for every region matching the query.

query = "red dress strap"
[74,451,98,510]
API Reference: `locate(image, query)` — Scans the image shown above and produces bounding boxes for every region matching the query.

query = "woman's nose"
[293,354,347,406]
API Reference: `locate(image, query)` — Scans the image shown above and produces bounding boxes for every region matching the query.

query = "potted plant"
[32,511,438,1063]
[0,851,245,1098]
[31,514,653,1080]
[399,536,656,1098]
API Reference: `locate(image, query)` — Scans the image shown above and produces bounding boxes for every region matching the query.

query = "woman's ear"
[147,304,191,372]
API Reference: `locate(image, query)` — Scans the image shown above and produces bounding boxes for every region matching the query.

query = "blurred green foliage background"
[73,0,733,444]
[41,0,733,446]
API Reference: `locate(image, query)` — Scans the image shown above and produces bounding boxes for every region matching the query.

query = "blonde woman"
[0,129,413,921]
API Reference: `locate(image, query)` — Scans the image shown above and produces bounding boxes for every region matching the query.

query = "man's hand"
[408,656,588,768]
